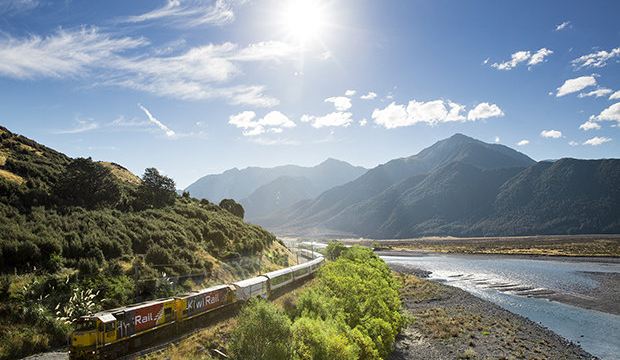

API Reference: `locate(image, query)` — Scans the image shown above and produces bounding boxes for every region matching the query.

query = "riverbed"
[381,253,620,360]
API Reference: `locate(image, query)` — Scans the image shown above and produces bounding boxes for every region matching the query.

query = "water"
[383,254,620,360]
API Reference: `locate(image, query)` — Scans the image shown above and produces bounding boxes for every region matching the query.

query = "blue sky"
[0,0,619,188]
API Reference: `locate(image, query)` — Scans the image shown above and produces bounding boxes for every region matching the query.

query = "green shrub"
[230,299,292,360]
[291,317,359,360]
[293,246,403,359]
[219,198,245,219]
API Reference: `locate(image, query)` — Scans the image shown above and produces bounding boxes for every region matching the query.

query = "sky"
[0,0,619,188]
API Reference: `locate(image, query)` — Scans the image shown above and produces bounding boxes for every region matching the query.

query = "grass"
[398,273,443,302]
[99,161,141,185]
[0,169,25,185]
[382,235,620,257]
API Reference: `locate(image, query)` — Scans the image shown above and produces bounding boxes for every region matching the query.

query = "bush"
[230,299,292,360]
[291,317,359,360]
[219,198,245,219]
[53,158,121,209]
[77,258,100,275]
[135,168,176,209]
[325,241,346,261]
[293,246,403,359]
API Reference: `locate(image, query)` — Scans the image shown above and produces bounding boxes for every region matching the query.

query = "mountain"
[185,158,368,220]
[264,134,536,232]
[264,134,620,238]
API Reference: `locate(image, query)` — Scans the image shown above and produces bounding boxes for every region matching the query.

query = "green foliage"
[293,246,403,359]
[135,167,177,209]
[291,317,359,360]
[219,198,245,219]
[53,158,121,209]
[230,299,292,360]
[324,241,346,261]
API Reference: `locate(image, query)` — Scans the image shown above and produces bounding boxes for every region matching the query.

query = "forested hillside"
[0,126,287,359]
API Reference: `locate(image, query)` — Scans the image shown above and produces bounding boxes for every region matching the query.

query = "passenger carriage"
[231,276,269,301]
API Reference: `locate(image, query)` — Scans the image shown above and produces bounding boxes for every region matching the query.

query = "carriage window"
[105,322,115,332]
[165,308,172,317]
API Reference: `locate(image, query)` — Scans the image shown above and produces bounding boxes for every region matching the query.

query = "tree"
[325,241,346,261]
[136,168,176,208]
[53,158,121,209]
[230,299,292,360]
[219,198,245,219]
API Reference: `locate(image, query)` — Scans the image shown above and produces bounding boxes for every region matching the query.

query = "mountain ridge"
[257,134,619,238]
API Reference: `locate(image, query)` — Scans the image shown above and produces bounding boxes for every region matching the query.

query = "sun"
[281,0,327,44]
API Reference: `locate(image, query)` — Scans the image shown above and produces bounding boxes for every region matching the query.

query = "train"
[70,256,324,359]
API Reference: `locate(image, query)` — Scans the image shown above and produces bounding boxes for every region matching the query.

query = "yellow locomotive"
[70,256,324,359]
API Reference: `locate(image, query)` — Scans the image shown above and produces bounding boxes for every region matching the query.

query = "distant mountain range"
[184,158,367,220]
[256,134,620,238]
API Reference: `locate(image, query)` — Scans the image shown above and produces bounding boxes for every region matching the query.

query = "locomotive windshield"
[75,319,96,331]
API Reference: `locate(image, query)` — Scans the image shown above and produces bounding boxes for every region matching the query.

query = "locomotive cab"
[70,313,116,359]
[70,317,98,358]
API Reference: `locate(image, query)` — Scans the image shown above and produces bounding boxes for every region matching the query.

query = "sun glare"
[281,0,326,44]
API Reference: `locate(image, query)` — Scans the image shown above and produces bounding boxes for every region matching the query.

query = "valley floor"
[346,234,620,257]
[390,265,594,360]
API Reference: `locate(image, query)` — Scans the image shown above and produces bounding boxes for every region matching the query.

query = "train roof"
[263,267,294,279]
[175,284,230,299]
[232,275,268,288]
[92,297,173,318]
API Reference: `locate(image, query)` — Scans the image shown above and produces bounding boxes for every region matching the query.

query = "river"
[382,253,620,360]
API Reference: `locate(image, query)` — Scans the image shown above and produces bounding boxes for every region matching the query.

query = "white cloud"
[371,102,409,129]
[229,110,257,129]
[407,100,466,123]
[578,88,613,98]
[556,76,597,97]
[55,117,99,134]
[359,118,368,126]
[516,139,529,146]
[494,136,500,143]
[555,21,571,31]
[301,112,353,128]
[228,110,295,136]
[595,102,620,124]
[528,48,553,66]
[0,27,147,79]
[490,48,552,70]
[467,102,504,120]
[609,91,620,100]
[583,136,612,146]
[257,111,296,128]
[572,47,620,69]
[491,50,530,70]
[123,0,236,27]
[540,129,562,138]
[0,0,39,15]
[568,141,579,146]
[345,89,356,96]
[360,91,377,100]
[138,104,176,137]
[325,96,352,111]
[229,41,298,62]
[0,28,310,107]
[579,119,601,131]
[372,100,503,129]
